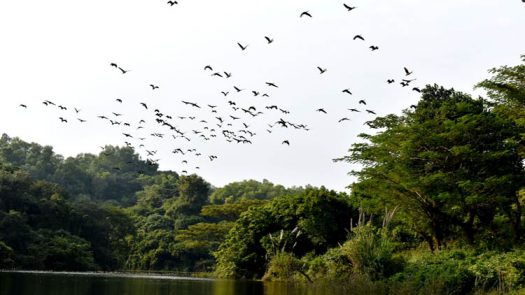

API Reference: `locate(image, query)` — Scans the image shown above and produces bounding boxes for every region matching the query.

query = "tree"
[214,187,355,279]
[339,85,524,249]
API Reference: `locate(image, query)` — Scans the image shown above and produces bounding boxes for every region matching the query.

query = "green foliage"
[214,187,355,279]
[341,85,525,249]
[29,229,97,271]
[342,224,403,280]
[261,252,305,282]
[209,179,293,204]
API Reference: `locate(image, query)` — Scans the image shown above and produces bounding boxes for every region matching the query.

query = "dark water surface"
[0,271,350,295]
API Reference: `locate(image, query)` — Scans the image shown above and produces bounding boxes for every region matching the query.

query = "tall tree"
[339,85,524,249]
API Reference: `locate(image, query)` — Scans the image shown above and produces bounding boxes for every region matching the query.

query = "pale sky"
[0,0,523,192]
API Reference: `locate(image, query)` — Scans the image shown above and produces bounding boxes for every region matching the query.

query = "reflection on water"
[0,271,349,295]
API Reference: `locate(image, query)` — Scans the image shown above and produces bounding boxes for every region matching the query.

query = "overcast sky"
[0,0,523,191]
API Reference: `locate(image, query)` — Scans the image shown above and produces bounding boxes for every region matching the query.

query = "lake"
[0,271,350,295]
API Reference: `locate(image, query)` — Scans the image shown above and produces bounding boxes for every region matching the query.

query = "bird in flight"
[150,84,159,90]
[342,89,352,95]
[234,86,243,92]
[118,67,129,74]
[221,91,229,96]
[300,11,312,18]
[353,35,365,41]
[338,117,350,123]
[369,46,379,51]
[317,67,327,74]
[110,63,118,68]
[74,108,81,113]
[224,72,232,78]
[366,109,377,114]
[282,140,290,145]
[19,104,27,108]
[343,4,357,11]
[140,102,148,109]
[317,108,327,114]
[359,100,367,105]
[116,99,122,103]
[265,36,274,44]
[167,0,178,5]
[266,82,278,88]
[182,101,201,108]
[412,87,421,93]
[387,79,395,84]
[237,42,248,51]
[404,67,413,76]
[348,108,360,112]
[59,117,67,123]
[204,65,213,71]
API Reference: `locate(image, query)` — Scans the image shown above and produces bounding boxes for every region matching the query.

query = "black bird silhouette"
[317,108,327,114]
[228,101,236,105]
[116,99,122,103]
[113,112,122,116]
[343,4,357,11]
[300,11,312,18]
[98,115,108,120]
[167,0,178,6]
[118,67,129,74]
[74,107,80,113]
[140,102,148,109]
[359,100,366,105]
[58,105,67,110]
[266,82,278,88]
[369,46,379,51]
[338,117,350,123]
[204,65,213,71]
[252,91,260,96]
[404,67,413,76]
[317,67,327,74]
[342,89,352,95]
[19,104,27,108]
[221,91,229,96]
[181,101,201,108]
[230,115,240,120]
[224,72,232,78]
[366,109,376,114]
[265,36,274,44]
[110,63,118,68]
[123,133,133,138]
[77,118,86,123]
[212,72,223,78]
[353,35,365,41]
[233,86,243,92]
[282,140,290,145]
[59,117,67,123]
[387,79,395,84]
[412,87,421,93]
[348,108,360,112]
[237,43,248,51]
[150,84,159,90]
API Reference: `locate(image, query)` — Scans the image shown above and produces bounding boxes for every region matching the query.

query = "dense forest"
[1,56,524,293]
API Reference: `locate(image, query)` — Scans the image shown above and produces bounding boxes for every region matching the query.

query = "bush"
[342,225,404,280]
[304,247,353,281]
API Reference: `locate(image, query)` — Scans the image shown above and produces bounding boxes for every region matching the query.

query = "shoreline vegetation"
[0,56,524,294]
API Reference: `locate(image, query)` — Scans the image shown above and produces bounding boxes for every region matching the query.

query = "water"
[0,271,350,295]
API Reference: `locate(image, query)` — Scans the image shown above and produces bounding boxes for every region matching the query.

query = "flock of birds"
[17,3,421,175]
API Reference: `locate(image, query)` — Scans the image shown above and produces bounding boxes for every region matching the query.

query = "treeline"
[0,140,302,271]
[1,56,524,294]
